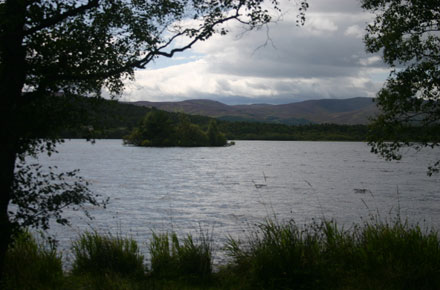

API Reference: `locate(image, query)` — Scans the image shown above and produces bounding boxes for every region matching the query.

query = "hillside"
[131,97,378,125]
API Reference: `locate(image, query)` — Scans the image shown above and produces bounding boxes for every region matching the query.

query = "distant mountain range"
[131,97,378,125]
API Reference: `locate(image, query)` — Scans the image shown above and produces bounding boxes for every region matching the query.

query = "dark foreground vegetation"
[2,217,439,290]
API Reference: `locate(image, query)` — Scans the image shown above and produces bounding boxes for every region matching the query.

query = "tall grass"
[351,219,440,290]
[3,217,440,290]
[225,217,440,290]
[71,231,145,279]
[1,230,64,290]
[149,232,213,283]
[225,219,330,289]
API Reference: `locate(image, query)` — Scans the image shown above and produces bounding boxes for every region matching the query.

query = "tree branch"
[24,0,99,36]
[53,6,244,82]
[147,8,242,60]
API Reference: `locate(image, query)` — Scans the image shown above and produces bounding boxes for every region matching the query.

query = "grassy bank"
[2,217,440,290]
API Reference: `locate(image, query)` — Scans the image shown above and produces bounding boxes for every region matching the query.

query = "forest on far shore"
[59,98,369,141]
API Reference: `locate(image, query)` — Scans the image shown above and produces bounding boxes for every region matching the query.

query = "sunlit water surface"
[32,140,439,264]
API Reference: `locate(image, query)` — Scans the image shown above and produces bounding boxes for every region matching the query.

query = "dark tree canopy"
[125,109,176,146]
[123,110,228,147]
[207,119,227,146]
[362,0,440,175]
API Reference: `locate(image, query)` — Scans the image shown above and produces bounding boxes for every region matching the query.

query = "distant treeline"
[217,122,368,141]
[59,98,369,141]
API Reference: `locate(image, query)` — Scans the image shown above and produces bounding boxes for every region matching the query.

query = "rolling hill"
[131,97,378,125]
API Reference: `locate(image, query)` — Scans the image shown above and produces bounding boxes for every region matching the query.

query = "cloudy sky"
[121,0,390,105]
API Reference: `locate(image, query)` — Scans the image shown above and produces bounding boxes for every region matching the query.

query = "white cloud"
[359,56,381,66]
[345,25,364,38]
[304,14,339,35]
[122,0,389,104]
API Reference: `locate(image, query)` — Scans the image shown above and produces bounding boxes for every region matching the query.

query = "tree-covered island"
[123,109,230,147]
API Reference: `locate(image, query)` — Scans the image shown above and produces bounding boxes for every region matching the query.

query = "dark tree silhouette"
[362,0,440,175]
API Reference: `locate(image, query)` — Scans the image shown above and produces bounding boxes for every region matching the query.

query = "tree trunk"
[0,145,17,282]
[0,0,27,282]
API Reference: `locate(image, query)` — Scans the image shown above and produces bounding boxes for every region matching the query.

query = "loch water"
[33,139,440,261]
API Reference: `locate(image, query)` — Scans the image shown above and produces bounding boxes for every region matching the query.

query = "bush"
[71,231,145,279]
[1,230,64,290]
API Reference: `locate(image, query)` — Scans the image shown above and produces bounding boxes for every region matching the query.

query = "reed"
[71,231,145,279]
[149,231,213,283]
[224,217,440,290]
[3,216,440,289]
